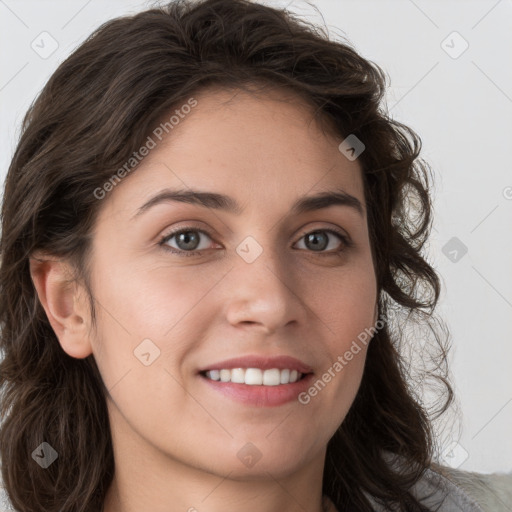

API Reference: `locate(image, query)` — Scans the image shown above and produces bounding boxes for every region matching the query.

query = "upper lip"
[198,355,314,374]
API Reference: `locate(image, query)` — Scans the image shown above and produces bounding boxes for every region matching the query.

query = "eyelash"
[158,225,354,257]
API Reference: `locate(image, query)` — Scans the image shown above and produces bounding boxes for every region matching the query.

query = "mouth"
[195,354,315,406]
[198,368,315,407]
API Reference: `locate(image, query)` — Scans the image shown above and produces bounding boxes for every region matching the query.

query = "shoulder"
[409,464,512,512]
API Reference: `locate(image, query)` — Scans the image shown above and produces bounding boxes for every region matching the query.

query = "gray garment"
[368,464,512,512]
[410,467,486,511]
[0,485,13,512]
[421,465,512,512]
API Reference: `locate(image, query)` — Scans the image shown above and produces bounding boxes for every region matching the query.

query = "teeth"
[204,368,303,385]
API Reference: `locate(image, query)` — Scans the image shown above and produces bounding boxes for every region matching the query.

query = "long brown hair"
[0,0,453,510]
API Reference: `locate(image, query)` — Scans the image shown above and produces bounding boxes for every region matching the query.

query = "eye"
[159,226,216,256]
[294,229,353,254]
[158,226,353,257]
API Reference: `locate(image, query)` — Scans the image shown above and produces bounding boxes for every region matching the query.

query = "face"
[84,87,378,480]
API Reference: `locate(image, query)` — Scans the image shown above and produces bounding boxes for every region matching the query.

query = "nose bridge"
[235,232,291,294]
[224,232,303,331]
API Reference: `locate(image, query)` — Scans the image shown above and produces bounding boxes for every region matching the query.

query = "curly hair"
[0,0,453,510]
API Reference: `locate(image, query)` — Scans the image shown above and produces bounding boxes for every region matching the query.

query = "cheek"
[324,286,375,395]
[300,264,376,416]
[91,252,216,338]
[88,257,222,393]
[310,262,377,336]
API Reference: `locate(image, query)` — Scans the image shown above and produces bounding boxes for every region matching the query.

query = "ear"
[29,250,93,359]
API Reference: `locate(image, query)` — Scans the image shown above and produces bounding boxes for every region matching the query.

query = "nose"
[223,241,306,334]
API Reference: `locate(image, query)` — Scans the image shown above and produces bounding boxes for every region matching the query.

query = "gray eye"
[295,230,345,252]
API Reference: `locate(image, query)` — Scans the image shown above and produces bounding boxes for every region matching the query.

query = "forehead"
[102,86,365,218]
[162,85,348,158]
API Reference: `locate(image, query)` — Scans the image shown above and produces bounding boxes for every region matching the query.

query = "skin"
[30,86,378,512]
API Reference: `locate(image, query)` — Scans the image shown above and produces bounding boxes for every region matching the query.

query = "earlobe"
[29,251,93,359]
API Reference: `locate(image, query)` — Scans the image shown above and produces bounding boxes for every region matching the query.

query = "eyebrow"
[131,187,365,220]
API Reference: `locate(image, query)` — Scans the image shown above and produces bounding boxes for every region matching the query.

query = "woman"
[0,0,504,511]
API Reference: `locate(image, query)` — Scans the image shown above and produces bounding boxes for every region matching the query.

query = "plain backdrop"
[0,0,511,475]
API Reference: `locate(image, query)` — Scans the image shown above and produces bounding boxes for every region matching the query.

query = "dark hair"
[0,0,453,510]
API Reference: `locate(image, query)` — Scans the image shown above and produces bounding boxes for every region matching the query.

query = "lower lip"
[199,372,315,407]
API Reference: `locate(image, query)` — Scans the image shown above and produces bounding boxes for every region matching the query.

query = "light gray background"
[0,0,511,475]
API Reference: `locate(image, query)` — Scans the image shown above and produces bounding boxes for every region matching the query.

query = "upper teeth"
[205,368,303,386]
